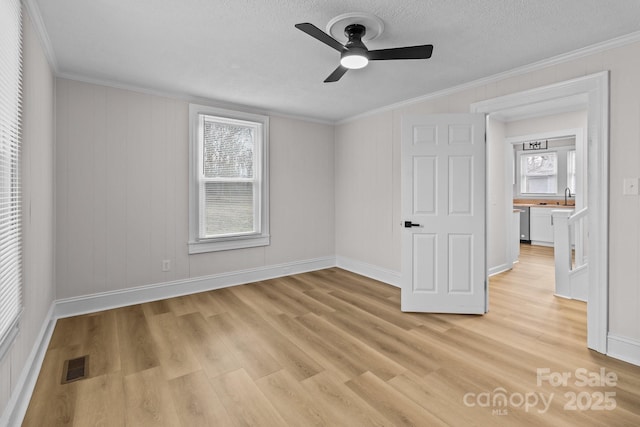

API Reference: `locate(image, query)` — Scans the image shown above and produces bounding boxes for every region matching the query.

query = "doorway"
[471,71,609,353]
[506,125,586,300]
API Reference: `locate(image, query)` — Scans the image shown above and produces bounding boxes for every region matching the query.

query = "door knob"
[404,221,421,228]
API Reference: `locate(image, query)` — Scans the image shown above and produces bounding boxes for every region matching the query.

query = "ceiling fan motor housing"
[344,25,367,49]
[345,24,366,41]
[341,24,369,68]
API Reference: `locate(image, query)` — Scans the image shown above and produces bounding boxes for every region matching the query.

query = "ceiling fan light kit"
[340,52,368,69]
[295,12,433,82]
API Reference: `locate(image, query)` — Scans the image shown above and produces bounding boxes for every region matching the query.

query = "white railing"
[569,207,588,268]
[553,207,588,301]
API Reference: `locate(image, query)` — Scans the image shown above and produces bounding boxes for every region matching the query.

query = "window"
[520,152,558,194]
[0,0,23,360]
[189,104,269,253]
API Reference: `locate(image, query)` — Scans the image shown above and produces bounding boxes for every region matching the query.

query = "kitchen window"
[188,104,269,253]
[520,152,558,194]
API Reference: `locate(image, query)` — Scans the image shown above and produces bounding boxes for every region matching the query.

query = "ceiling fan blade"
[295,23,345,52]
[324,65,348,83]
[368,44,434,61]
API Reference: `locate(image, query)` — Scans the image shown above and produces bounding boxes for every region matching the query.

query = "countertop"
[513,198,575,208]
[513,203,575,208]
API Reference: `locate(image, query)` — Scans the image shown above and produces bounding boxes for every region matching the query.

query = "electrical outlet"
[623,178,639,196]
[162,259,171,272]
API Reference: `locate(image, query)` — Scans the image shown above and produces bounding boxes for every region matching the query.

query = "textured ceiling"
[35,0,640,122]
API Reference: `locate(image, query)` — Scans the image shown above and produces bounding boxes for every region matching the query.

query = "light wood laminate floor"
[23,244,640,426]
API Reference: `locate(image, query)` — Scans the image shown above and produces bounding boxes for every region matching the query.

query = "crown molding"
[337,30,640,125]
[55,71,335,126]
[22,0,58,72]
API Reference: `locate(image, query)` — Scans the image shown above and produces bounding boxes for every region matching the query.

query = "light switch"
[623,178,639,196]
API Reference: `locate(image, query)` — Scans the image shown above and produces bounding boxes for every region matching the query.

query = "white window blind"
[0,0,24,359]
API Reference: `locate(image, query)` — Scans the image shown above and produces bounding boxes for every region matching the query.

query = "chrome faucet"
[564,187,572,205]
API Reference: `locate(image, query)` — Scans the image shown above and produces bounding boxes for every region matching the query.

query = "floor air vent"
[61,355,89,384]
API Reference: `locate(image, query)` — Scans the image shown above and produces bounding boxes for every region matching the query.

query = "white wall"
[55,79,335,299]
[335,111,396,271]
[0,10,55,421]
[505,110,587,138]
[487,117,508,273]
[335,40,640,344]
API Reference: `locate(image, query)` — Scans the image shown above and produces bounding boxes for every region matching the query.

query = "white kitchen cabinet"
[530,207,554,246]
[530,207,574,246]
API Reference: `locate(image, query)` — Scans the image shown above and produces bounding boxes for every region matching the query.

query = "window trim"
[514,145,574,198]
[566,149,576,194]
[188,104,269,254]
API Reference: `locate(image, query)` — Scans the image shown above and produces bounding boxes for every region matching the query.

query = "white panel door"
[401,114,486,314]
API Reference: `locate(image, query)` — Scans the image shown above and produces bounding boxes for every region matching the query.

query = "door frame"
[470,71,609,353]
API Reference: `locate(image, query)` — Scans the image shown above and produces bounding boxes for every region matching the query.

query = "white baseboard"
[336,256,401,288]
[488,263,513,276]
[1,302,56,427]
[55,256,336,318]
[607,334,640,367]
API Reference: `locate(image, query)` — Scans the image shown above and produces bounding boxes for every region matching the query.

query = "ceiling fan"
[295,22,434,82]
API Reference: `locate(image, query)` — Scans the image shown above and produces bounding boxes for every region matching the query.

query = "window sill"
[188,235,270,254]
